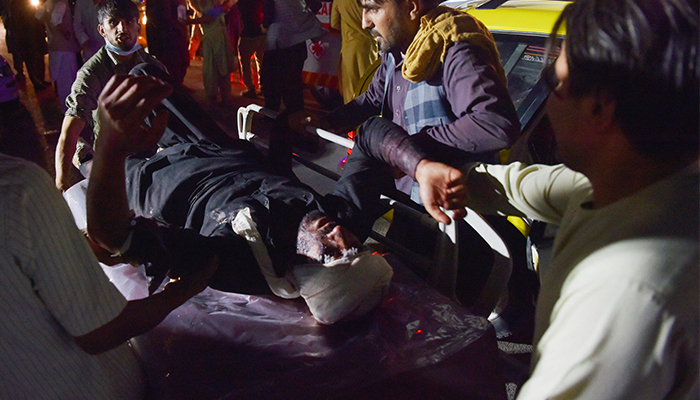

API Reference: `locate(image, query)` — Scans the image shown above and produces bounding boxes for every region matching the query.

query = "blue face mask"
[104,39,142,56]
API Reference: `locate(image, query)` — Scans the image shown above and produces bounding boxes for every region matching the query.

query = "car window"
[494,33,560,127]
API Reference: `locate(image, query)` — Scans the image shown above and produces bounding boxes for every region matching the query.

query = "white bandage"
[293,252,394,325]
[233,208,394,324]
[232,208,300,299]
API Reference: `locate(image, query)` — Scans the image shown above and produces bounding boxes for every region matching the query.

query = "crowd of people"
[0,0,698,398]
[1,0,353,108]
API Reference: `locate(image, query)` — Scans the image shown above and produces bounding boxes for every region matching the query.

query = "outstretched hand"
[96,74,173,156]
[414,160,469,224]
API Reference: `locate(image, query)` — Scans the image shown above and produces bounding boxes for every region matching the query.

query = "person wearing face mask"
[54,0,167,192]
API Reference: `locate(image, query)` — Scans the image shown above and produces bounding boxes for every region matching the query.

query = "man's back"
[0,154,145,399]
[461,161,699,399]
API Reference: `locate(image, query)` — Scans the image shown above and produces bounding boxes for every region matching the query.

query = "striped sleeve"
[6,159,127,337]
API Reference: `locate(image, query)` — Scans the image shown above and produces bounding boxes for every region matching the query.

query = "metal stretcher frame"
[236,104,512,318]
[60,64,512,398]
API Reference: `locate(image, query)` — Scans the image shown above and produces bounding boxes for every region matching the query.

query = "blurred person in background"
[0,55,50,171]
[35,0,82,113]
[330,0,378,103]
[236,0,265,98]
[183,0,238,107]
[3,0,49,89]
[260,0,325,113]
[73,0,103,61]
[146,0,190,85]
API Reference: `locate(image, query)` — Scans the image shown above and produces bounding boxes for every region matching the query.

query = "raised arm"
[79,74,217,354]
[86,74,172,252]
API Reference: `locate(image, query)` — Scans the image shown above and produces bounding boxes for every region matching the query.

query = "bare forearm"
[86,139,133,252]
[74,287,190,355]
[55,116,86,190]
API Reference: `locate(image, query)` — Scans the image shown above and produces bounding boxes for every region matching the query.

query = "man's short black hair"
[96,0,140,24]
[548,0,699,163]
[356,0,442,11]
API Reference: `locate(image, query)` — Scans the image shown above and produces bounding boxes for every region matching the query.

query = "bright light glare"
[30,0,39,7]
[142,15,147,25]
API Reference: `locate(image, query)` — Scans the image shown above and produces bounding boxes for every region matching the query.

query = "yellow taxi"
[447,0,568,164]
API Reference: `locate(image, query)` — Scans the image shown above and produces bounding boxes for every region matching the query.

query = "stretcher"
[63,180,507,399]
[237,104,513,319]
[60,71,511,397]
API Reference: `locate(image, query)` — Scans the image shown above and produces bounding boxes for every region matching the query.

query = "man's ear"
[98,23,106,38]
[404,0,422,20]
[593,92,615,120]
[585,92,616,132]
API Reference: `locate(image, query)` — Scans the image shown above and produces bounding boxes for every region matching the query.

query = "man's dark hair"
[96,0,140,24]
[356,0,442,12]
[548,0,699,163]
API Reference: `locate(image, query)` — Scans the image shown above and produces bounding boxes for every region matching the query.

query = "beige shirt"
[463,162,699,399]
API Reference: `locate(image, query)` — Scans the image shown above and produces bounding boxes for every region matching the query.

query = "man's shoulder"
[0,155,52,198]
[567,167,699,294]
[441,40,496,69]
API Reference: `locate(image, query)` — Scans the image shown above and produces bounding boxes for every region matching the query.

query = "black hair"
[356,0,442,12]
[547,0,699,162]
[96,0,140,24]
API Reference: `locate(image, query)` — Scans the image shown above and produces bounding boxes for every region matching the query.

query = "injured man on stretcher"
[85,70,473,325]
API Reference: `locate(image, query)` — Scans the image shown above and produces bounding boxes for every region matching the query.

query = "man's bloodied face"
[296,211,364,264]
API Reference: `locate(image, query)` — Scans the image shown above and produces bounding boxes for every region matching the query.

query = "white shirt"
[463,162,699,399]
[0,155,145,399]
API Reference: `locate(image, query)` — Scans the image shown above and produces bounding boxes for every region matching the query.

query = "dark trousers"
[260,41,307,113]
